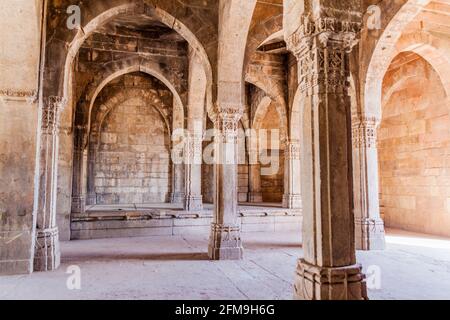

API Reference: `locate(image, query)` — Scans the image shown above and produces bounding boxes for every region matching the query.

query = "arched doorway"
[379,52,450,237]
[71,72,177,239]
[88,73,172,206]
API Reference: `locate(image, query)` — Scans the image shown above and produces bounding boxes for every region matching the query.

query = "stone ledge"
[70,212,303,240]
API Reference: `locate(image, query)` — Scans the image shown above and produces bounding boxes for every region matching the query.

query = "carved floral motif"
[42,96,67,134]
[286,13,362,96]
[352,117,378,149]
[215,105,244,143]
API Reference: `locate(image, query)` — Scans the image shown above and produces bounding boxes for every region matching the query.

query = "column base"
[355,218,386,251]
[248,192,263,203]
[282,194,302,209]
[34,227,60,272]
[208,223,243,260]
[184,195,203,211]
[294,259,368,300]
[171,192,185,204]
[71,195,85,213]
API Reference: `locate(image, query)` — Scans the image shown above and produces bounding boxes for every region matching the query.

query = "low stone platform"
[71,203,302,240]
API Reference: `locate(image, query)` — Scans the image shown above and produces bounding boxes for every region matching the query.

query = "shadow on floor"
[61,252,210,263]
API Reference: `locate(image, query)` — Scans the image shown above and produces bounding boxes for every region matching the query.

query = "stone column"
[184,132,203,211]
[286,7,367,300]
[353,117,386,250]
[247,134,262,203]
[171,163,185,204]
[248,164,263,203]
[71,125,87,214]
[34,96,65,271]
[282,139,302,209]
[170,134,186,204]
[86,140,97,206]
[208,107,244,260]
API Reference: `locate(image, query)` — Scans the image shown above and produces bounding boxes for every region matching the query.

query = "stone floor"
[1,229,450,300]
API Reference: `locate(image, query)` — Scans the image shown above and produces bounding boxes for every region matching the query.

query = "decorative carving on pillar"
[287,15,361,96]
[287,7,368,300]
[294,260,367,300]
[35,96,67,272]
[184,135,203,165]
[352,117,378,149]
[352,117,386,251]
[208,223,243,260]
[41,96,67,135]
[215,106,243,143]
[208,104,244,260]
[283,140,302,209]
[184,133,203,211]
[34,227,60,272]
[0,88,37,103]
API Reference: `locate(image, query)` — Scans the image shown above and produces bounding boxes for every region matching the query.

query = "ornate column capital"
[286,11,362,96]
[184,133,203,165]
[214,105,244,142]
[286,13,362,54]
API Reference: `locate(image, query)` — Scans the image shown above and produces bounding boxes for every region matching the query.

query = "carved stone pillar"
[71,125,87,214]
[247,134,262,203]
[34,96,66,271]
[353,117,386,250]
[184,133,203,211]
[287,7,367,300]
[208,107,244,260]
[282,139,302,209]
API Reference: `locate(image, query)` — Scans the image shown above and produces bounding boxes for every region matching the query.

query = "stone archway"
[378,51,450,237]
[71,73,176,239]
[34,0,217,270]
[362,0,433,120]
[252,96,286,204]
[354,0,450,250]
[61,57,187,144]
[90,86,172,206]
[67,60,186,230]
[61,1,214,114]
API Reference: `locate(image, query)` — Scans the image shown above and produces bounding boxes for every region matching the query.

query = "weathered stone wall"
[0,0,42,275]
[90,74,172,205]
[379,52,450,237]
